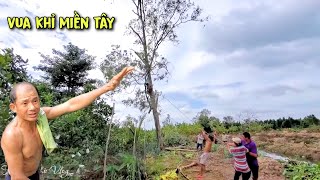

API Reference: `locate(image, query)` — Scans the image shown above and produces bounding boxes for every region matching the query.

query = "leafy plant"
[284,162,320,180]
[212,144,219,152]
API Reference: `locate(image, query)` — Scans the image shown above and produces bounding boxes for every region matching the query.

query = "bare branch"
[130,26,144,45]
[129,76,144,85]
[149,5,179,67]
[131,49,143,60]
[132,10,139,16]
[132,0,138,8]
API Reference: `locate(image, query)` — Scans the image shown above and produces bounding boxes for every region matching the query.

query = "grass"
[145,151,184,179]
[212,144,219,152]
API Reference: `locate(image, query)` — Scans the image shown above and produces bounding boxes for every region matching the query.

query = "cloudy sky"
[1,0,319,129]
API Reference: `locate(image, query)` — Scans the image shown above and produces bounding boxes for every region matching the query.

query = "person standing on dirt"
[196,132,204,151]
[213,130,218,144]
[178,130,214,179]
[227,137,251,180]
[0,67,134,180]
[242,132,259,180]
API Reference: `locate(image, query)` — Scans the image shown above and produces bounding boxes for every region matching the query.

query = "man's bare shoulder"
[41,106,58,120]
[41,107,50,113]
[1,121,23,149]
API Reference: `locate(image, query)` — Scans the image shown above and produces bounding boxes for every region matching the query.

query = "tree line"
[192,109,319,134]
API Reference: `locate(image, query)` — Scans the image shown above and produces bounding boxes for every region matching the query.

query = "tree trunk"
[136,0,163,150]
[147,73,164,150]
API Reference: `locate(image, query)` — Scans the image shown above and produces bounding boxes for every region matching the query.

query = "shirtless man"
[0,67,134,180]
[178,130,214,179]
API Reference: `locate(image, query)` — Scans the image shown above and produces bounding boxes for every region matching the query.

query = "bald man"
[1,67,134,180]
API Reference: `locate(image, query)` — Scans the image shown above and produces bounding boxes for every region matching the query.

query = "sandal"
[196,174,204,179]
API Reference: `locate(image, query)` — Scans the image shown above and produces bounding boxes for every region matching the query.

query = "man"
[241,132,259,180]
[196,132,204,151]
[0,67,134,180]
[213,130,218,144]
[178,130,214,179]
[227,137,251,180]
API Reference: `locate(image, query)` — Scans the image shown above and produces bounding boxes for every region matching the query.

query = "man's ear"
[9,103,17,113]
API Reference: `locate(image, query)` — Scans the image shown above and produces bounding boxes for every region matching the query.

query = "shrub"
[284,162,320,179]
[164,131,189,147]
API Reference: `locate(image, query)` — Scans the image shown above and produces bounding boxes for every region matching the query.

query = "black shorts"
[5,170,39,180]
[196,143,203,149]
[249,164,259,179]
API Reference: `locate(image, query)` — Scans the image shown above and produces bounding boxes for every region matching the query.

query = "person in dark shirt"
[227,137,251,180]
[241,132,259,180]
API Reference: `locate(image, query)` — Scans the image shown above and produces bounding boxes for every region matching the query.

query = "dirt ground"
[178,147,285,180]
[253,130,320,162]
[155,129,320,180]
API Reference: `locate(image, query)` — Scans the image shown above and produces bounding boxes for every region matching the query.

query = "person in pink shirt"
[227,137,251,180]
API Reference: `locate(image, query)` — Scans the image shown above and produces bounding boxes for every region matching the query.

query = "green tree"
[303,114,319,127]
[100,0,207,150]
[193,109,219,129]
[223,116,234,124]
[0,48,29,99]
[0,48,29,164]
[222,116,235,129]
[32,80,58,106]
[281,120,292,128]
[33,42,96,98]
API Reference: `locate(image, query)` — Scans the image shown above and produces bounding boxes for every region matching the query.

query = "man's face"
[242,135,250,142]
[241,135,245,140]
[10,85,40,122]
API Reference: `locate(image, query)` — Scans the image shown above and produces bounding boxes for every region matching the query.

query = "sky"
[1,0,320,129]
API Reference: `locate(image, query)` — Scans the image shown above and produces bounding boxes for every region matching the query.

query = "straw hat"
[232,137,241,144]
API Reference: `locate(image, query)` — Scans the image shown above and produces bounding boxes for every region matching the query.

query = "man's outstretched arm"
[43,66,134,120]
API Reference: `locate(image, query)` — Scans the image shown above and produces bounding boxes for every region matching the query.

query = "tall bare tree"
[100,0,207,150]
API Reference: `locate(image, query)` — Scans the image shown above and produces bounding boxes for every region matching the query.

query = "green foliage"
[162,123,202,147]
[212,144,219,152]
[194,109,221,130]
[0,48,29,96]
[244,122,267,132]
[211,124,228,134]
[306,125,320,132]
[303,115,320,126]
[146,156,166,178]
[227,125,240,133]
[146,151,183,179]
[0,48,29,165]
[284,162,320,180]
[176,123,202,136]
[96,153,145,180]
[163,130,189,147]
[191,109,320,134]
[33,80,58,106]
[223,148,232,159]
[262,116,320,130]
[33,42,96,97]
